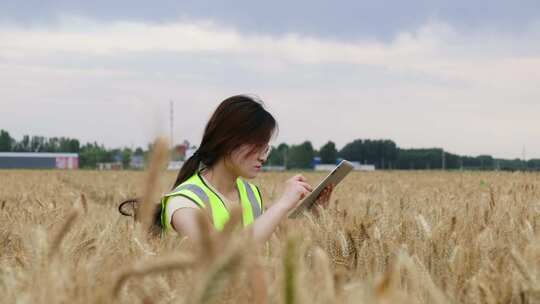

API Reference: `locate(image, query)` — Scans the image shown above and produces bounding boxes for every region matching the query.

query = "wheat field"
[1,169,540,303]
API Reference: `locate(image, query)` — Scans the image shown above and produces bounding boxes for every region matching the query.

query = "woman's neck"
[200,159,238,196]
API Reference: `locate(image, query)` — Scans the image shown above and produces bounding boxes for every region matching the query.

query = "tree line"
[1,129,538,171]
[267,139,540,171]
[0,130,144,169]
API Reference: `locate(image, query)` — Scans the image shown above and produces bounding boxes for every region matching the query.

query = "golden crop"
[1,169,539,303]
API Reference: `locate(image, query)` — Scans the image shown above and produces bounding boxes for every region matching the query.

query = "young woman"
[121,95,334,244]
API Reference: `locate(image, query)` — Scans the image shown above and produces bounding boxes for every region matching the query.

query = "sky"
[1,1,539,159]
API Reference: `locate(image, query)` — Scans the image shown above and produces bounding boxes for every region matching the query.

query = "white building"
[262,165,286,172]
[350,161,376,171]
[167,161,184,171]
[315,161,375,171]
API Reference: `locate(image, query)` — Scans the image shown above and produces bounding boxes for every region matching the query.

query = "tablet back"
[288,160,354,218]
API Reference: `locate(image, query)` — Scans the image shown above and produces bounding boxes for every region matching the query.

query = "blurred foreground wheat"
[1,169,540,303]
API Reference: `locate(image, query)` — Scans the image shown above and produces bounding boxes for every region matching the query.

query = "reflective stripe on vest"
[172,183,214,220]
[242,179,262,217]
[161,171,263,232]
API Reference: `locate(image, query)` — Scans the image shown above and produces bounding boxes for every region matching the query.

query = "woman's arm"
[171,208,209,241]
[250,184,334,243]
[250,174,314,244]
[171,174,319,245]
[250,197,292,244]
[168,196,211,241]
[172,202,288,245]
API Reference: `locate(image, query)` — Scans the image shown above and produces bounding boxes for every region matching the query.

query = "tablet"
[288,160,354,218]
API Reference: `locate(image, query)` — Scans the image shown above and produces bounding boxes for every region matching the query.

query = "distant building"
[311,156,322,168]
[167,161,184,171]
[350,161,375,171]
[315,160,376,171]
[262,165,286,172]
[0,152,79,169]
[172,140,191,161]
[130,155,145,169]
[314,164,337,171]
[113,153,123,163]
[97,162,123,170]
[185,147,197,159]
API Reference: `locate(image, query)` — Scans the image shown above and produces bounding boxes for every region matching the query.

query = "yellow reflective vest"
[161,171,263,232]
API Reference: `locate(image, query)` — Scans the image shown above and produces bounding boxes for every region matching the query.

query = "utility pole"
[170,100,174,148]
[522,145,527,170]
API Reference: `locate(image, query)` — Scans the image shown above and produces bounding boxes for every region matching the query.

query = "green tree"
[60,138,80,153]
[287,141,314,169]
[319,141,338,164]
[277,143,289,168]
[339,139,365,163]
[0,130,13,151]
[266,143,290,166]
[121,148,132,168]
[79,142,113,168]
[13,135,31,152]
[266,147,282,166]
[31,136,47,152]
[339,138,398,169]
[527,159,540,170]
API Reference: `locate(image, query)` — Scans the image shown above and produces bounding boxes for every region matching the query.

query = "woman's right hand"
[277,174,313,212]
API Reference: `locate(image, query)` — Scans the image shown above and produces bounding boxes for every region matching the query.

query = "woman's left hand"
[311,184,334,216]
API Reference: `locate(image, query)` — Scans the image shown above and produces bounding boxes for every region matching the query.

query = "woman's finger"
[324,189,330,204]
[299,181,313,192]
[321,187,329,198]
[322,188,332,207]
[316,188,328,204]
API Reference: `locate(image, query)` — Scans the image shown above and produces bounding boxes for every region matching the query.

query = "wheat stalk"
[112,255,194,298]
[48,209,79,259]
[283,237,299,304]
[137,137,169,233]
[189,245,245,304]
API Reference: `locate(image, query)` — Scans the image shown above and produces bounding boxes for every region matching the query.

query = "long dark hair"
[119,95,278,231]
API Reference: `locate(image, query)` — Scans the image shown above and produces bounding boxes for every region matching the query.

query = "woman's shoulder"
[165,195,199,227]
[167,195,199,208]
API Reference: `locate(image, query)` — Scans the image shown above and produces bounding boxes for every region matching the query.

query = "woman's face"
[226,143,270,179]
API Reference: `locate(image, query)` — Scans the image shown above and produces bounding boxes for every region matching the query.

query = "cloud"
[1,16,539,158]
[1,0,538,41]
[2,17,539,84]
